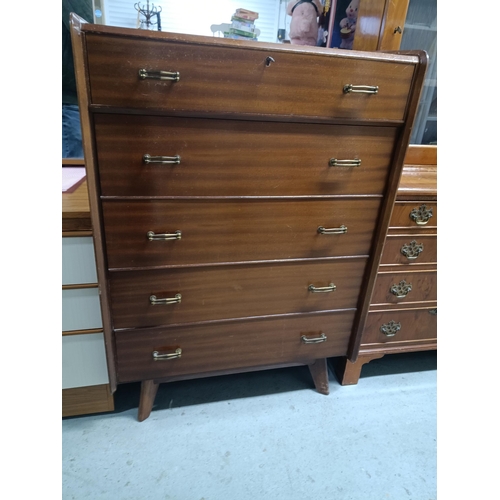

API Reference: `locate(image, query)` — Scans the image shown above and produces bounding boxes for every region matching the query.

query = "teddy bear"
[339,0,359,49]
[286,0,323,46]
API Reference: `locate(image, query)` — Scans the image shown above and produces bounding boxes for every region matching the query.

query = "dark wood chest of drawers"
[335,146,437,384]
[71,15,427,421]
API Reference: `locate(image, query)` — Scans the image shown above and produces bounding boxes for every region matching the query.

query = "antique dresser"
[335,145,437,384]
[70,14,427,421]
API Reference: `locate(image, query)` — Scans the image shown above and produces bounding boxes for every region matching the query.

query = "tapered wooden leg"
[308,358,329,395]
[334,354,385,386]
[138,379,159,422]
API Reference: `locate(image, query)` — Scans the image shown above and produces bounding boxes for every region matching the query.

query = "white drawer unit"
[62,231,113,417]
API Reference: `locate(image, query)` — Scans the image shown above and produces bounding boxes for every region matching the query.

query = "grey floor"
[62,351,437,500]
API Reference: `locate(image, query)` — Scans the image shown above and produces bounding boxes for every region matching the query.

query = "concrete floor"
[62,351,437,500]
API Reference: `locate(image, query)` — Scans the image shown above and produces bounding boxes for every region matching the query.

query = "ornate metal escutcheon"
[390,280,412,298]
[380,320,401,337]
[401,240,424,260]
[409,204,433,225]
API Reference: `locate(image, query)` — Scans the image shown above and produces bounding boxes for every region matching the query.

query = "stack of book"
[224,8,259,40]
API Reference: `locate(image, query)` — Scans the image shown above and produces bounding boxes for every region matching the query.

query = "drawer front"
[86,34,414,121]
[62,288,103,332]
[390,202,437,230]
[62,333,109,389]
[109,259,367,329]
[370,270,437,305]
[380,235,437,265]
[115,311,356,383]
[102,199,381,268]
[362,308,437,344]
[95,114,398,197]
[62,236,98,285]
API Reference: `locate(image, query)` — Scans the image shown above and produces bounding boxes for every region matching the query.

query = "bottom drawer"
[362,307,437,345]
[115,311,356,383]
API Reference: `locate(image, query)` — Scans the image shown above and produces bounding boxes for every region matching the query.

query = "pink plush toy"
[339,0,359,49]
[287,0,323,46]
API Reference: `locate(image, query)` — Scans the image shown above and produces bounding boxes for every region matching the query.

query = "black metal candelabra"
[135,0,162,31]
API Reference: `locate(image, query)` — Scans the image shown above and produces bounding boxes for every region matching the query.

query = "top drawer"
[85,34,415,121]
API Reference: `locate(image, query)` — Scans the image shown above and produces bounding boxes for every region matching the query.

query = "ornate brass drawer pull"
[343,84,378,94]
[301,333,327,344]
[147,230,182,241]
[138,69,180,81]
[400,240,424,260]
[143,154,181,165]
[149,294,182,305]
[308,283,336,293]
[152,348,182,361]
[409,204,433,225]
[329,158,361,167]
[390,280,412,298]
[380,320,401,337]
[317,225,347,235]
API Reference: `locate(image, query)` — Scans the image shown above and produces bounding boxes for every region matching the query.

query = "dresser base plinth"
[333,354,385,386]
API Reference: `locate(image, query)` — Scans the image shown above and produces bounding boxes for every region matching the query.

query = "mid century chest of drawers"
[70,14,427,421]
[335,146,437,384]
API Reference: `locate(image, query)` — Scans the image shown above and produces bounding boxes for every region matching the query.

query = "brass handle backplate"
[400,240,424,260]
[152,348,182,361]
[380,320,401,337]
[343,84,378,94]
[139,69,180,81]
[143,154,181,165]
[409,204,434,225]
[301,333,327,344]
[317,225,347,235]
[147,230,182,241]
[150,294,182,305]
[390,280,412,298]
[329,158,361,167]
[308,283,336,293]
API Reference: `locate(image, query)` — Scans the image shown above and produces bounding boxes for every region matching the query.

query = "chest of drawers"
[335,146,437,385]
[70,14,427,421]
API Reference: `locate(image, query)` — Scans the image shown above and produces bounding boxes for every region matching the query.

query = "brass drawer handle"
[150,293,182,305]
[301,333,327,344]
[308,283,336,293]
[400,240,424,260]
[143,154,181,165]
[409,204,433,225]
[138,69,180,81]
[147,230,182,241]
[390,280,412,298]
[329,158,361,167]
[380,320,401,337]
[152,348,182,361]
[343,84,378,94]
[318,225,347,235]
